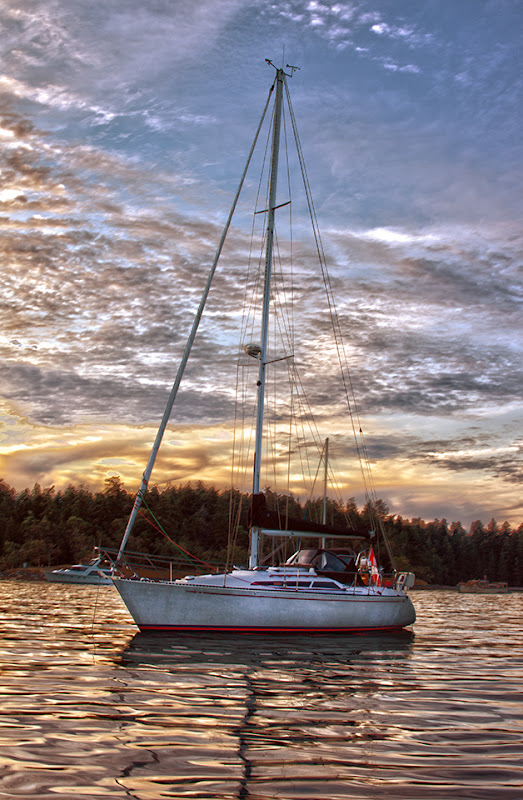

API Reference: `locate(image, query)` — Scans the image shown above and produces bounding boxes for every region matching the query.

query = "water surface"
[0,582,521,799]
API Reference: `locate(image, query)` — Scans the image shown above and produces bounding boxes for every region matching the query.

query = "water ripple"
[0,582,522,798]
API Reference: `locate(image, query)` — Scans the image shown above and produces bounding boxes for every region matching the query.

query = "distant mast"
[321,437,329,548]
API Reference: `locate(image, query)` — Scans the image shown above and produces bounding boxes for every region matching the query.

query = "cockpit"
[285,548,363,584]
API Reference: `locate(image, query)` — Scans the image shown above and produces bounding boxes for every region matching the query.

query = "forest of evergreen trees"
[0,476,522,586]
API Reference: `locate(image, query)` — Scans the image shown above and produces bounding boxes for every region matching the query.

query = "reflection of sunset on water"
[0,581,522,799]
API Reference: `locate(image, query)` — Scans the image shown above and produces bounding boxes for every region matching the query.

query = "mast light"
[244,343,262,359]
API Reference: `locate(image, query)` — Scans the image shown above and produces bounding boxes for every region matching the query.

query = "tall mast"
[249,67,285,569]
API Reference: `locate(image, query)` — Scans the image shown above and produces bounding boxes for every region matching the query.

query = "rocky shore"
[0,568,46,581]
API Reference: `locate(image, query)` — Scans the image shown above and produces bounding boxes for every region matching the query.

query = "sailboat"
[111,63,416,633]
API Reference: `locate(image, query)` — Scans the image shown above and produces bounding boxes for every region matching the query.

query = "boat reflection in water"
[119,628,416,669]
[1,583,521,800]
[115,629,417,799]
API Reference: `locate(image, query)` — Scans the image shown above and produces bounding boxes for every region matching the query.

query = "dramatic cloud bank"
[0,0,521,526]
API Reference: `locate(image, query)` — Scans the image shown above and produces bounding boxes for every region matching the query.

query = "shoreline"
[1,568,522,592]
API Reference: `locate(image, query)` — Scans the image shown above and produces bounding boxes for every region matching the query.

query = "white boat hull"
[44,569,113,585]
[114,578,416,632]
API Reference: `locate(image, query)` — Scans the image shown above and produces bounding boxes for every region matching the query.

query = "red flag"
[368,546,381,586]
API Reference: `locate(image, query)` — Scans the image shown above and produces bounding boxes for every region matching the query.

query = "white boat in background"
[45,557,113,585]
[111,63,416,633]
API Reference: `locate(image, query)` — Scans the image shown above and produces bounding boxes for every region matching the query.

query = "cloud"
[370,21,433,47]
[0,0,245,149]
[1,106,520,449]
[268,1,432,61]
[0,1,521,530]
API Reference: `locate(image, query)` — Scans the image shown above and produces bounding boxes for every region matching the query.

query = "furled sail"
[249,493,370,539]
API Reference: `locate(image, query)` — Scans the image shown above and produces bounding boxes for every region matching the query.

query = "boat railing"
[394,571,416,591]
[289,568,415,591]
[96,546,225,581]
[352,570,415,591]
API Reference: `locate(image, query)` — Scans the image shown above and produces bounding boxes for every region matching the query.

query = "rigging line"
[138,506,215,572]
[239,97,273,349]
[239,219,268,374]
[284,79,393,556]
[116,82,275,562]
[267,228,277,495]
[272,326,282,496]
[269,280,324,467]
[283,87,352,368]
[284,81,362,433]
[286,368,295,509]
[286,356,326,455]
[228,360,244,570]
[279,106,297,361]
[261,218,299,531]
[232,363,245,492]
[283,431,356,530]
[232,358,257,504]
[233,215,262,506]
[304,438,325,510]
[242,346,260,481]
[268,249,323,474]
[271,227,296,364]
[327,462,349,512]
[286,385,315,490]
[284,78,376,494]
[225,488,243,575]
[272,97,294,360]
[235,147,272,499]
[227,493,244,574]
[267,231,297,443]
[324,458,360,532]
[268,366,293,519]
[243,363,258,487]
[238,263,264,479]
[290,380,315,493]
[282,95,295,360]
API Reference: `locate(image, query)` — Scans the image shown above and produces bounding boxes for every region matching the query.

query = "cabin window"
[337,553,357,567]
[252,580,312,589]
[252,580,286,587]
[286,549,317,566]
[313,552,347,572]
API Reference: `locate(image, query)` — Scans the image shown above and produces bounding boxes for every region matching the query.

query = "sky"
[0,0,522,528]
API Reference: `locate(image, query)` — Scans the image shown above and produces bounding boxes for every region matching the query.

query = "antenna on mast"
[265,59,300,77]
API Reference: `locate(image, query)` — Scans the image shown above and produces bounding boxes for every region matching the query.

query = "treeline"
[0,476,522,585]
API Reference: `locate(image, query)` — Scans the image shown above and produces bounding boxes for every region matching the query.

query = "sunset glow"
[0,1,521,528]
